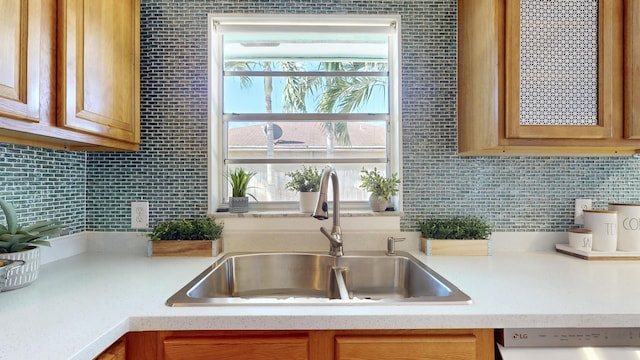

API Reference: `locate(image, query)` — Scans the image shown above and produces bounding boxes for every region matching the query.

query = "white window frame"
[208,14,403,213]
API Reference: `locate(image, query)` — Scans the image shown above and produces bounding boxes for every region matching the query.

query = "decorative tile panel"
[519,0,599,126]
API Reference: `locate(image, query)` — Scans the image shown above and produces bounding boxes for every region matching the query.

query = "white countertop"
[2,245,640,359]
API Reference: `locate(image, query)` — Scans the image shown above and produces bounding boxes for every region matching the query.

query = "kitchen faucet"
[312,167,343,257]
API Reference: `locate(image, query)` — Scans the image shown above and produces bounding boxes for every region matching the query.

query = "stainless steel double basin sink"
[167,251,471,306]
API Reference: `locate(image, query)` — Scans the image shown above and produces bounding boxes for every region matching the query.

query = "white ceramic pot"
[0,259,25,291]
[583,209,618,252]
[299,192,319,213]
[608,203,640,251]
[0,246,40,291]
[369,194,389,212]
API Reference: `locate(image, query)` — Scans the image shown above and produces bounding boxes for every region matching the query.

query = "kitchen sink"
[166,251,471,306]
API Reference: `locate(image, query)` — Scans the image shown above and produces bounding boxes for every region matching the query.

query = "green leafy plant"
[418,216,491,240]
[0,199,67,253]
[285,165,322,193]
[148,217,224,240]
[227,168,257,199]
[358,167,400,200]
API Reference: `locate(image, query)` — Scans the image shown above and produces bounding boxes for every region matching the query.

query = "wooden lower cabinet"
[94,337,126,360]
[124,329,494,360]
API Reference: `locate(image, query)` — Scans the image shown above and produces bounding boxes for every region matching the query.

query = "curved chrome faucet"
[312,167,343,257]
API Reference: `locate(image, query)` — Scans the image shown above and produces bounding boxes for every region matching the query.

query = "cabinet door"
[0,0,52,123]
[504,0,619,140]
[625,0,640,139]
[94,338,126,360]
[335,334,478,360]
[58,0,140,144]
[162,335,309,360]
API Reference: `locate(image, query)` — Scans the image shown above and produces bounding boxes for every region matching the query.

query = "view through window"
[210,15,402,209]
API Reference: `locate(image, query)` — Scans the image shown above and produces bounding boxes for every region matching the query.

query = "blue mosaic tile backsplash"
[2,0,640,234]
[0,145,86,234]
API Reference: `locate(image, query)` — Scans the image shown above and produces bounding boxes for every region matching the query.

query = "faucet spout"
[312,167,343,256]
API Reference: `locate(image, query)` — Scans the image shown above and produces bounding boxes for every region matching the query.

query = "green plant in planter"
[418,216,491,240]
[358,167,400,201]
[285,165,321,193]
[0,199,67,253]
[148,217,224,241]
[227,168,257,200]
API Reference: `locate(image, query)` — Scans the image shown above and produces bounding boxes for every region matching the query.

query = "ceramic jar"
[608,203,640,251]
[567,228,592,251]
[583,209,617,252]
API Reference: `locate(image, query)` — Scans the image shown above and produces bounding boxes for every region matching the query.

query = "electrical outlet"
[574,198,592,225]
[131,201,149,229]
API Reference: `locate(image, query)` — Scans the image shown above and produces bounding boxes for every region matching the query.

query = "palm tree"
[225,60,386,155]
[281,61,386,155]
[313,62,387,155]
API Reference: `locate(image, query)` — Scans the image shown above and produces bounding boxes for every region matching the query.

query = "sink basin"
[167,251,471,306]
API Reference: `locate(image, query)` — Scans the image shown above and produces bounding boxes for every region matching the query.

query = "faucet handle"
[386,236,405,255]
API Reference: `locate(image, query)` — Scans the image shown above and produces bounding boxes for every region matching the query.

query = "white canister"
[583,209,617,252]
[608,203,640,251]
[567,228,592,251]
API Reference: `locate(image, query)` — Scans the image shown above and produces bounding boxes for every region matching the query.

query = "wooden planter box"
[148,239,223,257]
[420,237,490,256]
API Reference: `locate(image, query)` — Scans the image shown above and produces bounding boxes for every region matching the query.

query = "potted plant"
[285,165,322,213]
[418,216,492,256]
[359,167,401,212]
[227,168,257,213]
[0,199,67,290]
[148,217,224,257]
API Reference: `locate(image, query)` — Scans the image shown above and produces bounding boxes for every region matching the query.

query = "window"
[209,15,402,211]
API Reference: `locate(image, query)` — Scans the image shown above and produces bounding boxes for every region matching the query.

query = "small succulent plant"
[359,167,401,201]
[0,199,67,253]
[285,165,322,193]
[227,168,257,199]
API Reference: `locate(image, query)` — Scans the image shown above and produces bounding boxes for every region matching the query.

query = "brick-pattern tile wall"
[0,144,85,234]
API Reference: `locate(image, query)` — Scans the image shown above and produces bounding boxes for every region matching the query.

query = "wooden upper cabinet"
[458,0,635,156]
[0,0,139,151]
[58,0,140,145]
[0,0,52,124]
[505,0,615,140]
[625,0,640,139]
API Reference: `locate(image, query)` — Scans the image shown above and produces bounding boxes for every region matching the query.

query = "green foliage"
[148,217,224,241]
[0,199,67,253]
[418,216,492,240]
[227,168,257,199]
[285,166,322,193]
[358,167,400,200]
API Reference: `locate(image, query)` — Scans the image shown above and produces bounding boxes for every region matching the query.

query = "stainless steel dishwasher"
[496,328,640,360]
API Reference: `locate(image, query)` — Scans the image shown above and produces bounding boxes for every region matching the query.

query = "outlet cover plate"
[131,201,149,229]
[574,198,592,225]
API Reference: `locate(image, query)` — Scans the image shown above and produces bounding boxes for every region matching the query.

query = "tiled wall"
[0,144,86,234]
[4,0,640,234]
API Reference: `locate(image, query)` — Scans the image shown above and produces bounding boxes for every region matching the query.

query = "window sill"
[212,210,402,218]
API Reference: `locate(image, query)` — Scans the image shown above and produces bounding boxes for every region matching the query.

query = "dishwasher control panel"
[498,328,640,347]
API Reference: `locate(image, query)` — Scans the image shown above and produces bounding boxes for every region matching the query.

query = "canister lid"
[567,228,592,234]
[583,209,617,213]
